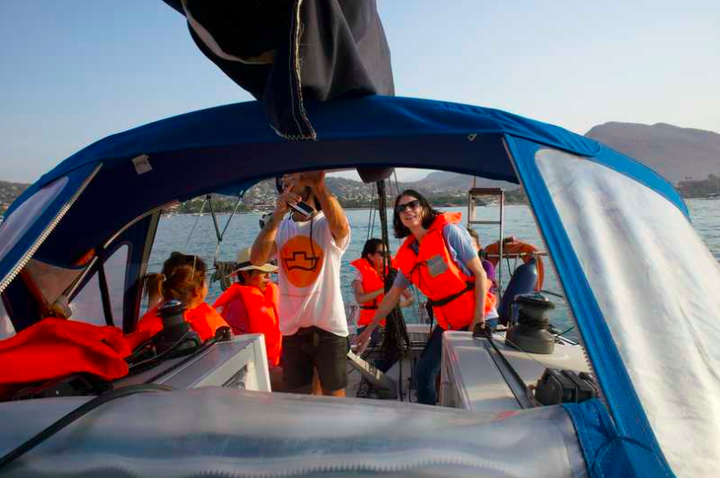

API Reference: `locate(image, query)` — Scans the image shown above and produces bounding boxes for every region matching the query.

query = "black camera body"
[275,176,314,218]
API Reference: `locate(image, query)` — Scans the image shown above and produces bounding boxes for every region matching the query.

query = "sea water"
[149,199,720,341]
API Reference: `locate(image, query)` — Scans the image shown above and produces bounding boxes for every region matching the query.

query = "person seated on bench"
[138,252,228,342]
[213,247,282,370]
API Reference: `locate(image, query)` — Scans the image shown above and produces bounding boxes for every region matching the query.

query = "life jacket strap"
[427,281,474,308]
[359,305,379,310]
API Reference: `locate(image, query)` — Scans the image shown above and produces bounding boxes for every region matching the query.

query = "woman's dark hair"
[466,227,486,258]
[145,252,207,306]
[393,189,442,239]
[466,227,480,247]
[236,271,248,285]
[361,238,384,261]
[237,268,263,285]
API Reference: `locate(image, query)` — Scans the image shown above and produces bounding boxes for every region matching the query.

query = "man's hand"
[472,320,490,338]
[353,328,372,355]
[299,171,326,190]
[274,185,304,217]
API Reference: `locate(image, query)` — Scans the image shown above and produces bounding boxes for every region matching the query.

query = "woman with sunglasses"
[354,190,495,405]
[350,238,414,358]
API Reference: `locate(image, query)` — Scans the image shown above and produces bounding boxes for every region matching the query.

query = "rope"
[183,197,208,251]
[375,179,411,401]
[392,170,402,196]
[211,261,236,291]
[365,182,376,241]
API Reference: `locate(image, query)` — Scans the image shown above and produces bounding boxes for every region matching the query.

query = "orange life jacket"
[350,258,388,327]
[137,302,228,342]
[395,212,496,330]
[234,283,282,367]
[0,318,132,397]
[213,284,249,334]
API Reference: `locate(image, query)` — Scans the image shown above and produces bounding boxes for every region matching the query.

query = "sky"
[1,1,718,184]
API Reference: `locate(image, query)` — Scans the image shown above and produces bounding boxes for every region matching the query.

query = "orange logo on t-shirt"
[280,235,324,288]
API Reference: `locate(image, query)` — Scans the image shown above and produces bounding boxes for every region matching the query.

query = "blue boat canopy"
[4,96,684,272]
[3,95,712,478]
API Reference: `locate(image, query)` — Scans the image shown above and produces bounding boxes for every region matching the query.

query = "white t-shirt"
[274,212,350,337]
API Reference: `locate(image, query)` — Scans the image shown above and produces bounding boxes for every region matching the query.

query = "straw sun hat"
[234,247,278,274]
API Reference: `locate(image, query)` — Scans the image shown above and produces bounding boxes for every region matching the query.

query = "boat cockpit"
[0,97,710,477]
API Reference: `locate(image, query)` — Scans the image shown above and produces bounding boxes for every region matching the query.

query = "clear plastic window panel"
[0,177,69,264]
[535,148,720,478]
[70,245,129,327]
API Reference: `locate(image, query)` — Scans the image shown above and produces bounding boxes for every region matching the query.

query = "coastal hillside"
[409,171,517,191]
[0,181,29,215]
[585,122,720,183]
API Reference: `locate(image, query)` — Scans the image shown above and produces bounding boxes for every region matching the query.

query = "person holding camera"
[251,171,351,396]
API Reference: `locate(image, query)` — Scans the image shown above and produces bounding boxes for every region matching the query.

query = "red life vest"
[213,284,250,334]
[0,318,132,398]
[137,302,228,342]
[395,212,496,330]
[235,283,282,367]
[350,258,387,327]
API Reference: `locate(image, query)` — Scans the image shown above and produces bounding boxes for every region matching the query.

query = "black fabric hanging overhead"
[162,0,395,140]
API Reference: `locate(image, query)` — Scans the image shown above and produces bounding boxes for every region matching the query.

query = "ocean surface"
[149,198,720,339]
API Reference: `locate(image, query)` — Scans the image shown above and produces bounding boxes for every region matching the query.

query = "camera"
[276,175,314,218]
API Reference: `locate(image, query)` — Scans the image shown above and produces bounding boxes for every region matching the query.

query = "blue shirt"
[393,224,477,289]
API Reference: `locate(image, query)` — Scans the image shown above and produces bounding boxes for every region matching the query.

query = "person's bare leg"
[322,387,346,397]
[311,367,323,395]
[269,366,284,392]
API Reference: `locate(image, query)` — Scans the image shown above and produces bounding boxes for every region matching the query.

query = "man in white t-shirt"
[251,171,351,396]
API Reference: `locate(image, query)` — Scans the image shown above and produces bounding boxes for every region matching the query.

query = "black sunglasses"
[374,249,388,257]
[395,199,421,214]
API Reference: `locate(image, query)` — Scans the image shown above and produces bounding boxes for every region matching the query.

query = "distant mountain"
[410,171,517,191]
[408,122,720,188]
[585,122,720,183]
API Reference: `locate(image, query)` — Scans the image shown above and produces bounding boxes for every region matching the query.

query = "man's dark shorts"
[282,327,349,392]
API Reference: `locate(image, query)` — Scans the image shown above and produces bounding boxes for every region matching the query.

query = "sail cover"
[162,0,395,140]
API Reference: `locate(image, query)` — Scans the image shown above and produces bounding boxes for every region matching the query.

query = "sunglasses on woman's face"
[395,199,421,214]
[374,249,388,257]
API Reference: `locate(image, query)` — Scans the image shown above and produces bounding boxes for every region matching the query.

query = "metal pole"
[498,190,505,296]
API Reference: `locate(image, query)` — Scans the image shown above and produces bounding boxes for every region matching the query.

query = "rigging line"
[206,194,223,243]
[183,196,208,251]
[393,170,401,196]
[365,182,374,241]
[478,330,541,407]
[554,325,576,337]
[370,182,378,238]
[500,332,564,374]
[214,193,245,265]
[219,193,245,240]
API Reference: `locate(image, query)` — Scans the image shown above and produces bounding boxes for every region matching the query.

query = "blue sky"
[1,1,718,183]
